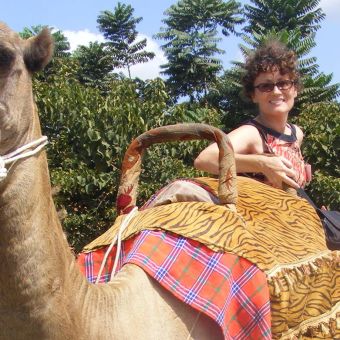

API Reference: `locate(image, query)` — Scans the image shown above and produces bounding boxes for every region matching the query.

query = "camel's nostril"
[0,102,8,126]
[0,102,5,113]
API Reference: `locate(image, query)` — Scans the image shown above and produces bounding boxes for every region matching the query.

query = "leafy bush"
[295,102,340,209]
[35,75,217,251]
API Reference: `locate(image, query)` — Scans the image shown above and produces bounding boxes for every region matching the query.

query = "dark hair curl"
[242,40,301,99]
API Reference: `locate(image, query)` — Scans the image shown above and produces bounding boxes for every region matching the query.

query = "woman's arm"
[194,125,300,189]
[194,125,262,174]
[194,125,263,175]
[194,142,220,175]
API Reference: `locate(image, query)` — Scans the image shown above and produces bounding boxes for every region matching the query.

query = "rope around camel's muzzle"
[0,136,48,181]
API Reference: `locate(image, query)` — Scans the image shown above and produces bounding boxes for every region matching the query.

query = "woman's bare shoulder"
[228,124,263,153]
[293,124,304,145]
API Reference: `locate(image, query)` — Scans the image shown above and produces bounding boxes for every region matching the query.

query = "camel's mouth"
[0,101,6,114]
[0,102,9,125]
[0,101,12,144]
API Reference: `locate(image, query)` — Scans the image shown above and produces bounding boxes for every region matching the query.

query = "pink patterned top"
[243,120,311,188]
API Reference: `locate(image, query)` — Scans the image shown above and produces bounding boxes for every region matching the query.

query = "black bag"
[297,189,340,250]
[317,210,340,250]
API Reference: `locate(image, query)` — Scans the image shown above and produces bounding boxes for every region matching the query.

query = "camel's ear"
[24,28,54,72]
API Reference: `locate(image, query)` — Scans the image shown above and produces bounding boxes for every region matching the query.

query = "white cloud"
[62,29,105,51]
[121,34,167,80]
[61,30,166,80]
[320,0,340,19]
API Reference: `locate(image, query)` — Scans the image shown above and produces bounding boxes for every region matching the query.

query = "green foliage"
[138,145,200,204]
[34,69,211,251]
[298,72,340,107]
[97,2,155,78]
[240,0,339,108]
[158,29,225,101]
[35,76,158,248]
[97,2,142,42]
[295,102,340,209]
[155,0,243,101]
[206,64,255,130]
[20,25,73,82]
[159,0,244,35]
[26,2,339,250]
[243,0,325,37]
[20,25,71,57]
[72,42,116,93]
[304,172,340,211]
[214,27,339,130]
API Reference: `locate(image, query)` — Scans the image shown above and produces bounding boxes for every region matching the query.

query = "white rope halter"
[95,206,139,284]
[0,136,48,182]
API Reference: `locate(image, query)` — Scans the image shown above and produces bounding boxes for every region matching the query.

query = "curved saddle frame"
[116,123,237,214]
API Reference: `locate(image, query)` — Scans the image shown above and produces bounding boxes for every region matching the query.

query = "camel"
[1,23,338,340]
[0,23,228,340]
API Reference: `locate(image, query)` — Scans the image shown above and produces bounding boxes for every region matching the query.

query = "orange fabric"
[77,230,271,339]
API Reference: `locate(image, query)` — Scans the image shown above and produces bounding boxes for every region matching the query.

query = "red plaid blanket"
[77,230,271,339]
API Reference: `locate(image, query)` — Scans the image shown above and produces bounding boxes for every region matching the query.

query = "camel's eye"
[0,44,16,76]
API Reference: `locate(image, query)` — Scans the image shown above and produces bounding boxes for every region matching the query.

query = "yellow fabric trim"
[280,301,340,339]
[266,250,334,278]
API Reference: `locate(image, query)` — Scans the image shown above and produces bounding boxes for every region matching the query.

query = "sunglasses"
[254,80,296,93]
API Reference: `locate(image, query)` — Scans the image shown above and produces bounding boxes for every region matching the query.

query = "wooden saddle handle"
[116,123,237,215]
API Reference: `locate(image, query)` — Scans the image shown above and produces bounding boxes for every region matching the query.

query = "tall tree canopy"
[20,25,73,81]
[212,0,339,130]
[20,25,71,57]
[155,0,244,101]
[73,42,116,93]
[22,2,339,248]
[243,0,325,37]
[97,2,155,78]
[242,0,338,106]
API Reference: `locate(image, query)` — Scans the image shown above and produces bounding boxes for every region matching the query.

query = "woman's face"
[251,69,297,118]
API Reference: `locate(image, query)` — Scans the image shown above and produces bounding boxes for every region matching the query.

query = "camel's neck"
[0,142,85,338]
[0,150,68,271]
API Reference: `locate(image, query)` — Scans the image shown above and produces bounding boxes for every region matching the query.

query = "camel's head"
[0,22,53,154]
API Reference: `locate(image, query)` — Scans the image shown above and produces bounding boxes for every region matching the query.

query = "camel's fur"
[0,23,223,339]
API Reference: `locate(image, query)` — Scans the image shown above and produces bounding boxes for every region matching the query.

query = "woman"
[194,40,311,190]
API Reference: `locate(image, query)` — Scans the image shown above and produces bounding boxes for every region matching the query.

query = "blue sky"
[2,0,340,84]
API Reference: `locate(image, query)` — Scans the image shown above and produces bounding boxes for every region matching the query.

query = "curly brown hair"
[242,40,301,99]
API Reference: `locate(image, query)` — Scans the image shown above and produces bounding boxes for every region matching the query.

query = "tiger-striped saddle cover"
[83,176,340,338]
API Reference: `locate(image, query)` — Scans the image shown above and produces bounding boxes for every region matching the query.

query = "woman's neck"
[255,113,289,134]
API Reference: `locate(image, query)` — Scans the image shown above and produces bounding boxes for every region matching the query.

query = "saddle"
[82,176,339,338]
[80,124,339,339]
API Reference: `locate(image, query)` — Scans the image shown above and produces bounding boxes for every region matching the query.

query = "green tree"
[20,25,74,82]
[295,102,340,210]
[210,29,340,130]
[155,0,243,102]
[35,68,209,250]
[97,2,155,78]
[20,25,70,57]
[73,42,116,93]
[242,0,339,106]
[243,0,325,37]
